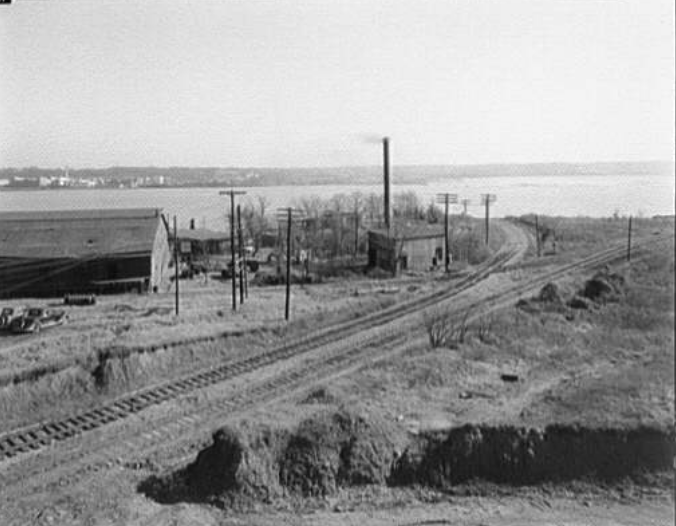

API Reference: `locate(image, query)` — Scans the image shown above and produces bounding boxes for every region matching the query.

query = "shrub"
[423,307,472,349]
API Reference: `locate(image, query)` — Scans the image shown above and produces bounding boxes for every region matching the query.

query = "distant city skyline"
[1,0,674,169]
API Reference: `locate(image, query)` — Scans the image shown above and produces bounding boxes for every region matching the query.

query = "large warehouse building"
[0,208,171,297]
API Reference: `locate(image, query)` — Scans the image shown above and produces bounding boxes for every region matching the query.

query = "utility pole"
[627,215,633,262]
[436,193,458,272]
[277,208,302,321]
[220,189,246,311]
[173,215,179,316]
[276,221,282,276]
[480,194,497,245]
[535,214,541,257]
[237,205,246,305]
[461,199,471,216]
[382,137,391,233]
[353,197,360,257]
[239,206,249,299]
[354,212,359,256]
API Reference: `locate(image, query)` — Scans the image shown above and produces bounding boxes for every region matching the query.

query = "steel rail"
[0,233,669,498]
[0,232,669,463]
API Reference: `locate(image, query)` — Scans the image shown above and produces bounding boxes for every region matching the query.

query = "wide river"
[0,174,673,230]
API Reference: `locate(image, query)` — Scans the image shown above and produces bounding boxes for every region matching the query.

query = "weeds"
[423,307,472,349]
[475,315,496,344]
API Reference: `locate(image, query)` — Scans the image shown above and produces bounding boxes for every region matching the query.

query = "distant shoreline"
[1,169,674,193]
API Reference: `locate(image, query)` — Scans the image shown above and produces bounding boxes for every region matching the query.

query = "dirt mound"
[517,283,566,314]
[538,283,564,305]
[141,408,402,506]
[581,271,626,304]
[392,424,674,487]
[186,425,289,504]
[567,295,592,310]
[280,409,399,496]
[140,419,673,508]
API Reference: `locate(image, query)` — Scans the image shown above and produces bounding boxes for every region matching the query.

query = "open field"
[0,217,673,525]
[0,217,509,433]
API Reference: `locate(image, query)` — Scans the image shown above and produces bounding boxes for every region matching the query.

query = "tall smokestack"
[383,137,390,231]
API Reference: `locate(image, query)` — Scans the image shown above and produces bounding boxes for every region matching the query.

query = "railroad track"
[0,230,669,465]
[0,231,670,502]
[0,229,522,462]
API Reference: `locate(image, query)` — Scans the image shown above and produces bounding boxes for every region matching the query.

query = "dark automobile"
[0,307,23,331]
[10,307,67,334]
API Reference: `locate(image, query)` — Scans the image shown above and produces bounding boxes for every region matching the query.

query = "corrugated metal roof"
[0,208,163,259]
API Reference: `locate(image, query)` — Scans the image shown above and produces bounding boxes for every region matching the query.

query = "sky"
[0,0,674,168]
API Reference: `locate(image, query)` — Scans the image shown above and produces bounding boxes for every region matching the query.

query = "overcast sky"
[0,0,673,168]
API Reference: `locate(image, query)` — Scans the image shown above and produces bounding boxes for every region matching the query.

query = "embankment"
[0,330,260,432]
[139,409,674,508]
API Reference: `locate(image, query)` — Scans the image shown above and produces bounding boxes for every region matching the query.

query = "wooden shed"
[367,224,446,274]
[176,228,230,257]
[0,208,171,297]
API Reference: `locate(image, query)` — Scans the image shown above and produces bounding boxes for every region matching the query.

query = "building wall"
[151,220,172,292]
[0,254,153,297]
[367,232,397,273]
[0,217,171,298]
[368,231,444,274]
[400,236,444,271]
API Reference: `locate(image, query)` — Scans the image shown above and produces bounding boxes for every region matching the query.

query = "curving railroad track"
[0,223,526,462]
[0,227,670,466]
[0,227,671,507]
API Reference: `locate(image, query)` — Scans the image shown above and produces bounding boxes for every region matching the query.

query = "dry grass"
[318,231,674,431]
[0,267,448,432]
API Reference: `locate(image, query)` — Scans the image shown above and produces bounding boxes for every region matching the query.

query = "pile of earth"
[516,282,567,314]
[139,407,403,508]
[390,424,674,488]
[577,269,626,303]
[517,270,627,314]
[139,406,673,509]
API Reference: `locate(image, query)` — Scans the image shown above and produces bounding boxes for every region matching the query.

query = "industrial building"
[0,208,171,297]
[176,227,230,257]
[367,224,446,274]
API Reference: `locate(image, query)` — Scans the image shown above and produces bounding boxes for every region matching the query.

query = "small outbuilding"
[367,224,446,274]
[0,208,171,297]
[176,228,230,257]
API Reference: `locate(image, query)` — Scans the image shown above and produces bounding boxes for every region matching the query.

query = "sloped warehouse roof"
[0,208,171,297]
[0,208,164,259]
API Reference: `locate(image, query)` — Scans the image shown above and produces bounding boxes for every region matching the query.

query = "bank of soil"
[139,406,673,512]
[140,246,674,511]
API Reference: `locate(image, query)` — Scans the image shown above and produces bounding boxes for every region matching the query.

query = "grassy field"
[0,216,671,434]
[0,264,451,431]
[293,227,674,432]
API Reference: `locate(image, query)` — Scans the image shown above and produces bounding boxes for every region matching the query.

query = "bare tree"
[393,190,424,220]
[241,195,270,250]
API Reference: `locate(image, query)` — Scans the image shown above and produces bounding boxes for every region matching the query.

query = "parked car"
[10,307,67,334]
[0,307,23,331]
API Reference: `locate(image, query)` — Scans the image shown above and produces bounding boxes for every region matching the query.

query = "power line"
[220,189,246,312]
[480,194,497,245]
[436,193,457,272]
[276,207,303,321]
